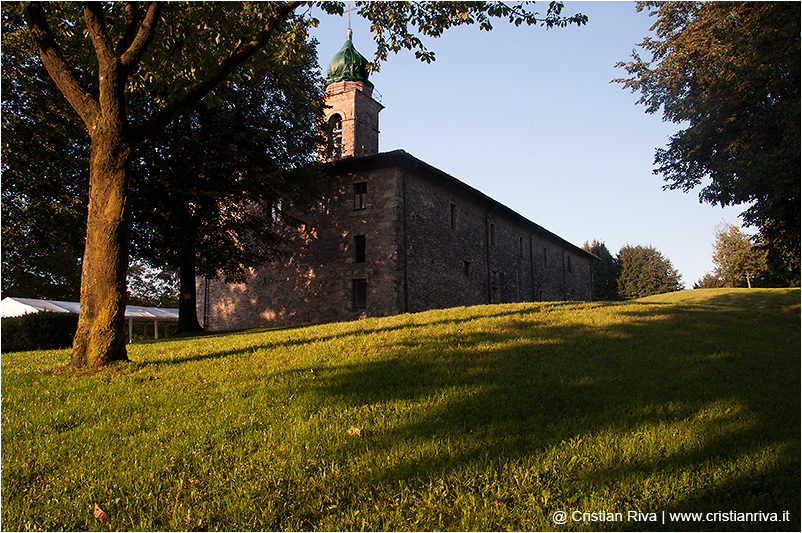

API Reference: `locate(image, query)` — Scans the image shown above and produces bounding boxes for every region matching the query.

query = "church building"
[198,30,595,331]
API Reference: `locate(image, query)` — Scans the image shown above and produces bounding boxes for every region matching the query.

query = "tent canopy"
[1,297,178,321]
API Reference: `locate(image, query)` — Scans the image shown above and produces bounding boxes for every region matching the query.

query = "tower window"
[519,236,524,258]
[354,235,366,263]
[354,182,367,210]
[463,260,471,276]
[543,248,548,267]
[450,203,457,230]
[352,278,367,309]
[490,223,496,247]
[327,114,343,160]
[567,255,572,273]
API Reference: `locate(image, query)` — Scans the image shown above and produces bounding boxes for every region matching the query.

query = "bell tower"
[321,29,384,161]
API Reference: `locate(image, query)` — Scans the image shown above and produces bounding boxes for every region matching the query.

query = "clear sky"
[310,1,748,287]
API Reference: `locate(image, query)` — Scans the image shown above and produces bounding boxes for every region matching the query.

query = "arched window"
[327,114,343,159]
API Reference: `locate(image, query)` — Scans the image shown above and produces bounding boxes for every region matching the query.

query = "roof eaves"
[326,151,595,260]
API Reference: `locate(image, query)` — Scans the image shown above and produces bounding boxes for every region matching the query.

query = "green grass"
[2,288,799,531]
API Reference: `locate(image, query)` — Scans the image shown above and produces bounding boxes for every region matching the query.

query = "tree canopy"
[617,244,683,300]
[693,272,723,290]
[582,239,620,301]
[615,2,800,285]
[711,222,767,289]
[131,49,325,332]
[1,7,88,300]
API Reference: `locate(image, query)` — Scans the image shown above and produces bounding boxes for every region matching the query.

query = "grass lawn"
[2,288,799,531]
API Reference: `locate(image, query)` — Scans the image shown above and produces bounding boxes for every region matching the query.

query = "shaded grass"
[2,288,799,531]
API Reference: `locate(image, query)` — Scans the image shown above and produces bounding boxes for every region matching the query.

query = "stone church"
[198,30,595,331]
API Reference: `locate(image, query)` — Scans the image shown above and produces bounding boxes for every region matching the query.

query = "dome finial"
[327,23,370,84]
[345,2,355,33]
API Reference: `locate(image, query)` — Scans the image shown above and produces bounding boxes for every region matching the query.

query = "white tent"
[1,297,81,317]
[1,297,179,342]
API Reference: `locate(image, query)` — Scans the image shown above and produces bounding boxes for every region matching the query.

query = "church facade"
[198,31,595,331]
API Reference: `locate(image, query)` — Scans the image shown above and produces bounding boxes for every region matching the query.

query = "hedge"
[2,312,79,352]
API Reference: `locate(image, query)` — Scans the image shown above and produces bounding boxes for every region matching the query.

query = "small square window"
[354,183,367,210]
[463,260,471,276]
[354,235,366,263]
[352,278,367,309]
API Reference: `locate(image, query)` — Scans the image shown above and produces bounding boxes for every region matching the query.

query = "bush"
[1,312,78,352]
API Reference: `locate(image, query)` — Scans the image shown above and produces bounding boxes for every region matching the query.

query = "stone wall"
[403,168,490,312]
[199,151,595,331]
[402,161,594,313]
[200,163,404,331]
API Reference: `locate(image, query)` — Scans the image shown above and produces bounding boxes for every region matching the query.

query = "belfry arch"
[319,29,383,161]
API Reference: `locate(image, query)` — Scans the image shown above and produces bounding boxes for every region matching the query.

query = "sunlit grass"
[2,288,799,531]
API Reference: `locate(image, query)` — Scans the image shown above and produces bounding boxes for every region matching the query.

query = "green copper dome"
[327,29,370,84]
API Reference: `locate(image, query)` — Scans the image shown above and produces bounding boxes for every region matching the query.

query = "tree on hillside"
[131,56,325,333]
[3,6,324,332]
[617,244,683,300]
[10,1,587,368]
[583,239,620,300]
[615,2,800,285]
[711,222,767,289]
[693,272,723,290]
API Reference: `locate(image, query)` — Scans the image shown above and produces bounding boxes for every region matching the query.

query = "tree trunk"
[70,126,132,367]
[178,238,204,333]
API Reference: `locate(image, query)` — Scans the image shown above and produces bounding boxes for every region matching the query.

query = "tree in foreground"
[12,1,587,368]
[615,2,800,285]
[617,244,683,300]
[711,222,767,289]
[583,239,620,300]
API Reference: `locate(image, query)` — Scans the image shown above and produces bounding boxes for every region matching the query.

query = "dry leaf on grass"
[93,503,109,522]
[346,427,361,437]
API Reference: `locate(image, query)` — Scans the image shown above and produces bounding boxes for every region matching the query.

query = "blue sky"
[310,1,748,287]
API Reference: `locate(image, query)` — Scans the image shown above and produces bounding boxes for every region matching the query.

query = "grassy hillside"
[2,288,799,531]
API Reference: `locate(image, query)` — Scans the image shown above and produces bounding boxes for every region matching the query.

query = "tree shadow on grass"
[271,300,800,530]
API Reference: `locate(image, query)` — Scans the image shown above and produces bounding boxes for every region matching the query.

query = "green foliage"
[339,1,588,68]
[1,7,88,300]
[583,239,620,300]
[693,272,723,290]
[131,41,325,286]
[617,244,683,299]
[1,312,79,352]
[615,2,800,284]
[2,289,799,530]
[128,26,325,331]
[712,222,768,289]
[126,263,179,308]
